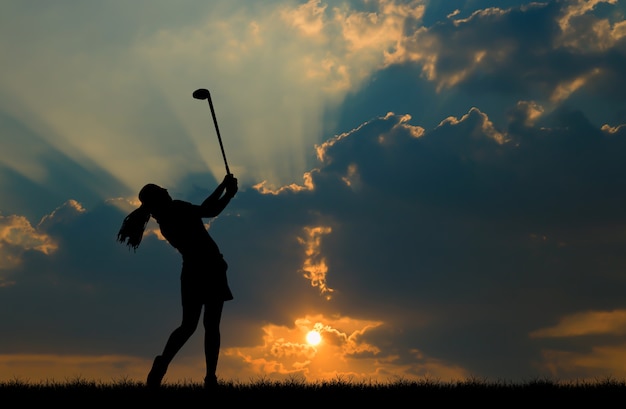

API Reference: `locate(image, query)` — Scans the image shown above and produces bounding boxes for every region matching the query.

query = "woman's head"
[139,183,172,210]
[117,183,170,251]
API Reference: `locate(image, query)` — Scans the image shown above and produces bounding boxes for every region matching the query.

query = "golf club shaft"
[206,92,231,176]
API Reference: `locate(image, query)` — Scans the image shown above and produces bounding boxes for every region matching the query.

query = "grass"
[2,375,624,405]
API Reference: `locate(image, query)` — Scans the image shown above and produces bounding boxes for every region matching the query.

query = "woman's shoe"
[146,355,168,388]
[204,374,218,390]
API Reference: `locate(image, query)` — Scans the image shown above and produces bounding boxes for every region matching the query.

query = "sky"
[1,0,626,385]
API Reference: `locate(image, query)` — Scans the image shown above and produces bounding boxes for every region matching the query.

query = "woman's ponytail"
[117,204,151,251]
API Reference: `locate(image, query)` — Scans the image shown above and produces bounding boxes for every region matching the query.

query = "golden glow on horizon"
[0,317,471,384]
[0,353,150,383]
[306,330,322,346]
[217,313,472,383]
[220,314,390,382]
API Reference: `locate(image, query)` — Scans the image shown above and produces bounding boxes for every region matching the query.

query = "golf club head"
[192,88,210,100]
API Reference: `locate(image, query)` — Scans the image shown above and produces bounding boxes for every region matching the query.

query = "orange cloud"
[439,107,508,144]
[530,309,626,338]
[280,0,327,38]
[297,225,334,299]
[221,313,383,382]
[253,171,316,195]
[220,313,469,384]
[0,214,58,273]
[601,123,626,134]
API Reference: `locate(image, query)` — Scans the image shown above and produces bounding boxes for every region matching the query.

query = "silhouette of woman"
[117,174,238,389]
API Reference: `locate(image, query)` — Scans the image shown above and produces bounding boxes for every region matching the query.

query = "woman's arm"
[199,174,238,217]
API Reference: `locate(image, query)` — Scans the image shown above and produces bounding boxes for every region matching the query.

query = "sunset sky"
[2,0,626,385]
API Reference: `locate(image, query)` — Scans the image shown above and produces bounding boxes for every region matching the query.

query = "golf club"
[192,88,231,175]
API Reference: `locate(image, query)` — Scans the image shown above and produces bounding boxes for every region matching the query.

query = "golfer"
[117,173,238,389]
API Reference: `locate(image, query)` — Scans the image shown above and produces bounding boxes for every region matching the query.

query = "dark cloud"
[400,1,626,127]
[261,103,626,380]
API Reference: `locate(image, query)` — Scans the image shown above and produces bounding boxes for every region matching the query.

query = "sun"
[306,330,322,346]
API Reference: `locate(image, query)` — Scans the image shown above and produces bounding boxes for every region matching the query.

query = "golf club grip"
[206,93,231,175]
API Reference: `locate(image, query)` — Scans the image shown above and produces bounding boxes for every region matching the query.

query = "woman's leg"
[147,301,202,387]
[203,300,224,387]
[162,301,203,362]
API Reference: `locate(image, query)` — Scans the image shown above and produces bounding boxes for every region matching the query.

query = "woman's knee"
[178,320,199,335]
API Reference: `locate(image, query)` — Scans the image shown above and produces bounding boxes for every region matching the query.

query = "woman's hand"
[224,174,238,197]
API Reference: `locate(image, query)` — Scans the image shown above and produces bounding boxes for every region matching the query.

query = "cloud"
[297,225,335,299]
[0,199,86,281]
[530,310,626,338]
[0,213,57,276]
[387,0,626,125]
[37,199,86,231]
[280,0,327,38]
[557,0,620,46]
[537,343,626,380]
[220,313,467,382]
